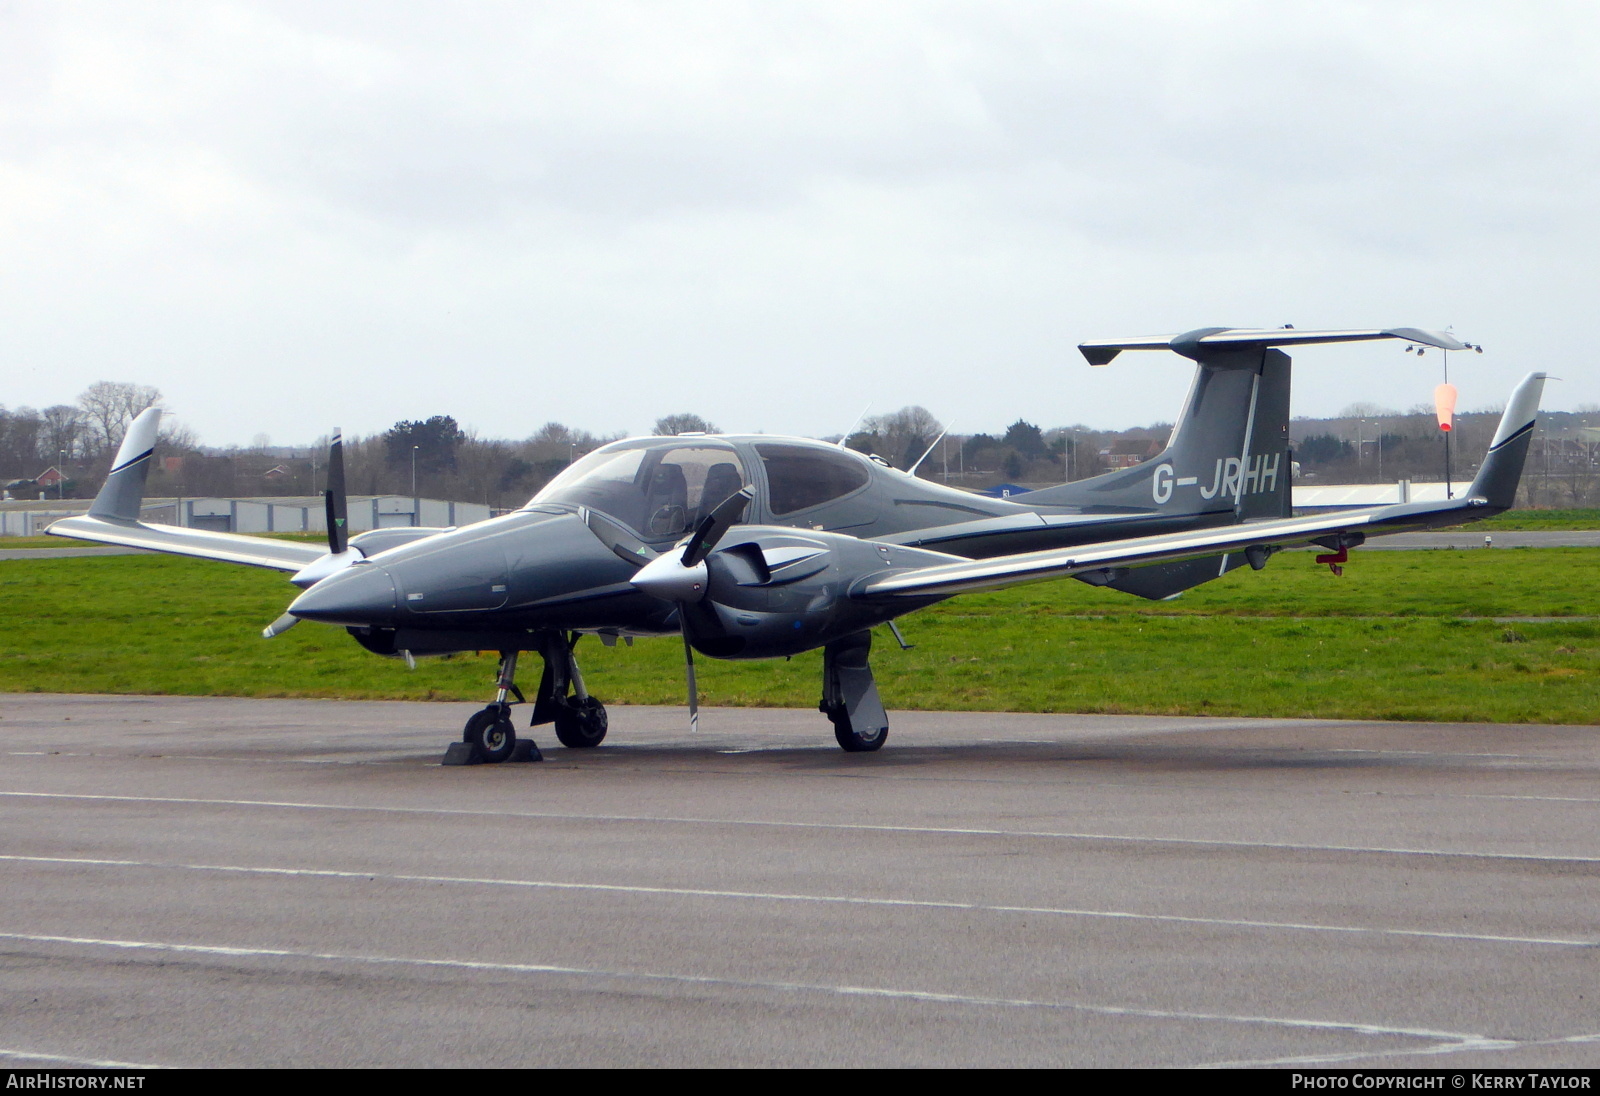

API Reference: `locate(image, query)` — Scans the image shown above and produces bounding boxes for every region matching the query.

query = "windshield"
[531,442,747,542]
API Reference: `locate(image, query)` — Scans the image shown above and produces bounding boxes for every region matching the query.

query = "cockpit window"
[532,443,747,542]
[757,444,871,516]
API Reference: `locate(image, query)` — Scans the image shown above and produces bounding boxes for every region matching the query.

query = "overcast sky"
[3,1,1597,447]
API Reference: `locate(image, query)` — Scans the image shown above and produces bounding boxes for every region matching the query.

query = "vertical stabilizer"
[1025,346,1292,521]
[88,407,162,522]
[1468,373,1547,510]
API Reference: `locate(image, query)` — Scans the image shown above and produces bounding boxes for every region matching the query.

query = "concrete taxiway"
[1,694,1597,1068]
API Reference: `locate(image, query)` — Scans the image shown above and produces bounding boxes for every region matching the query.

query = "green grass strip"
[0,548,1594,724]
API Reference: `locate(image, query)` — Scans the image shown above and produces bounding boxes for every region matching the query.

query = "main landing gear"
[444,632,609,765]
[821,630,888,752]
[532,631,609,749]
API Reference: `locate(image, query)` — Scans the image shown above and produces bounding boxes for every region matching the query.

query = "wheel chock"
[441,741,483,766]
[510,740,543,763]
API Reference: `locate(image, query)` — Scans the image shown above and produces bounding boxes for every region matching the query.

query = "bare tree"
[0,406,43,476]
[451,429,510,507]
[158,420,200,453]
[653,412,718,436]
[39,405,86,463]
[863,406,942,470]
[77,381,162,458]
[1340,401,1401,418]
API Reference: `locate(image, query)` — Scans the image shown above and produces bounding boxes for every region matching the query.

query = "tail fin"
[88,407,162,522]
[1024,344,1291,520]
[1468,372,1547,510]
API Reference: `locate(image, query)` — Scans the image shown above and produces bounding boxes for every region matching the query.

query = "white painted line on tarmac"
[0,1047,164,1069]
[1207,1028,1600,1069]
[0,928,1498,1060]
[3,852,1593,950]
[3,790,1597,865]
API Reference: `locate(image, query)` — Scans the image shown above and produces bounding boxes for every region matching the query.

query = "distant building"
[1293,481,1458,511]
[1,495,493,537]
[1100,439,1162,469]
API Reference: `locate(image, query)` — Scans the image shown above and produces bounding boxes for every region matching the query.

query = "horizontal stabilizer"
[1079,327,1469,365]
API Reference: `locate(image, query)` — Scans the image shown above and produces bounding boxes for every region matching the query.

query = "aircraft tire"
[553,697,608,748]
[827,705,887,753]
[463,705,517,763]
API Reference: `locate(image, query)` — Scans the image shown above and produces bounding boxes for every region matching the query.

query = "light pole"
[58,449,66,499]
[411,445,419,499]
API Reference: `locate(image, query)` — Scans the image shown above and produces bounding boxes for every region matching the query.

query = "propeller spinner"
[627,486,754,731]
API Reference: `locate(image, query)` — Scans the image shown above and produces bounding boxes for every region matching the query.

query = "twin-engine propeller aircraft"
[50,327,1546,761]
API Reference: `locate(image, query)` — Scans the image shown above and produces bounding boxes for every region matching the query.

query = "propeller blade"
[263,612,300,638]
[324,428,348,555]
[582,507,659,568]
[682,486,753,566]
[682,619,699,734]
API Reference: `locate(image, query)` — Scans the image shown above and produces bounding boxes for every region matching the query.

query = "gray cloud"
[2,1,1595,445]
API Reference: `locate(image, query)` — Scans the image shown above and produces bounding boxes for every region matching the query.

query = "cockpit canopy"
[532,441,748,542]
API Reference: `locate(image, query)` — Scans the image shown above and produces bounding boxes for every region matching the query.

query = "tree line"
[1,382,196,498]
[6,385,1594,509]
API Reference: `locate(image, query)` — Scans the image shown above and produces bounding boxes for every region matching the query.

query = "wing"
[47,407,328,573]
[48,514,327,571]
[861,372,1545,600]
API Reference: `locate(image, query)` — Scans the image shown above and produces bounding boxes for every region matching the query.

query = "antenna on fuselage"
[906,421,955,477]
[837,404,871,448]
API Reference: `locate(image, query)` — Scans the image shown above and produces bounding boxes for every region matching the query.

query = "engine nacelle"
[682,528,952,659]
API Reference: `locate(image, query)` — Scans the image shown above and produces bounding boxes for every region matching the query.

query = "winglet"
[1468,372,1547,509]
[87,407,162,522]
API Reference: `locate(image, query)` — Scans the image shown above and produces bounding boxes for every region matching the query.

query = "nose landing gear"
[446,649,542,765]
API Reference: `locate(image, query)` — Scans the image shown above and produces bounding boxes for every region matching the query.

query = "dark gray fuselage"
[296,431,1264,661]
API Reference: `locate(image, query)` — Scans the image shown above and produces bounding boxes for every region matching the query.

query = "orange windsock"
[1434,383,1458,432]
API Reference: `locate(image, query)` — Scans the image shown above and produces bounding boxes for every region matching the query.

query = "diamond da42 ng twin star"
[51,326,1546,761]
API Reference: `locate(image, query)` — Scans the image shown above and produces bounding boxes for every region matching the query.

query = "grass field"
[1474,508,1600,530]
[1,546,1595,723]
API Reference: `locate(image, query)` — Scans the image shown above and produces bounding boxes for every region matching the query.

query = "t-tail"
[1022,326,1471,599]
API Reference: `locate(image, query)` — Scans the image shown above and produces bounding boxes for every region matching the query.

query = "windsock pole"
[1436,350,1458,499]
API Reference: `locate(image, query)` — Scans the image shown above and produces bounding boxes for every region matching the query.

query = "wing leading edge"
[861,372,1546,600]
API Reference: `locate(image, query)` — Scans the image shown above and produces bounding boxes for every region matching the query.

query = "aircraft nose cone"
[288,563,398,626]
